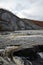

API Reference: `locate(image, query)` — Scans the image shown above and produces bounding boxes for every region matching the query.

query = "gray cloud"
[16,0,43,21]
[0,0,43,21]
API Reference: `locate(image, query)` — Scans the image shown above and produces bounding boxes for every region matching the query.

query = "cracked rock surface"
[0,30,43,65]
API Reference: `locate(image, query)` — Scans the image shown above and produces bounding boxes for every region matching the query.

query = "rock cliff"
[0,9,43,31]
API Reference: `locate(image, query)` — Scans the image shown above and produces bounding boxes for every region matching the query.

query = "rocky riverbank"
[0,30,43,65]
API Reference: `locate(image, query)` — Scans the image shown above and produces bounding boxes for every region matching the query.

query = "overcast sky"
[0,0,43,21]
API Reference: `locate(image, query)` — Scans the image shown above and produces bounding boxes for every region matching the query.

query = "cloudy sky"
[0,0,43,21]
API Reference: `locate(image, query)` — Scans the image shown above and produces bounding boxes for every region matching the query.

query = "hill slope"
[0,9,43,31]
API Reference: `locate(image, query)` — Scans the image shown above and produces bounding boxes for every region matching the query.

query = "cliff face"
[0,9,43,31]
[0,9,20,31]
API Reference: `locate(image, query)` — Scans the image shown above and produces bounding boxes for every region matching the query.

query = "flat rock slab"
[0,30,43,49]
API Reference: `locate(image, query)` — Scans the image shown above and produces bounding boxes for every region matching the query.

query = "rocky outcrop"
[0,30,43,64]
[0,9,43,65]
[0,30,43,65]
[0,9,20,31]
[0,9,43,31]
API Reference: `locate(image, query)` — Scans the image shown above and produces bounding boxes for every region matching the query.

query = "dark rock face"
[0,46,43,65]
[0,9,25,31]
[0,9,43,31]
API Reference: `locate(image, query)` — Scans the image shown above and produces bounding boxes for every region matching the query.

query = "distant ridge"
[22,18,43,27]
[0,8,43,31]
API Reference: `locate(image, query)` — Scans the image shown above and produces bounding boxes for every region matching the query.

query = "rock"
[0,9,43,31]
[0,30,43,65]
[22,19,43,30]
[0,9,43,65]
[0,9,26,31]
